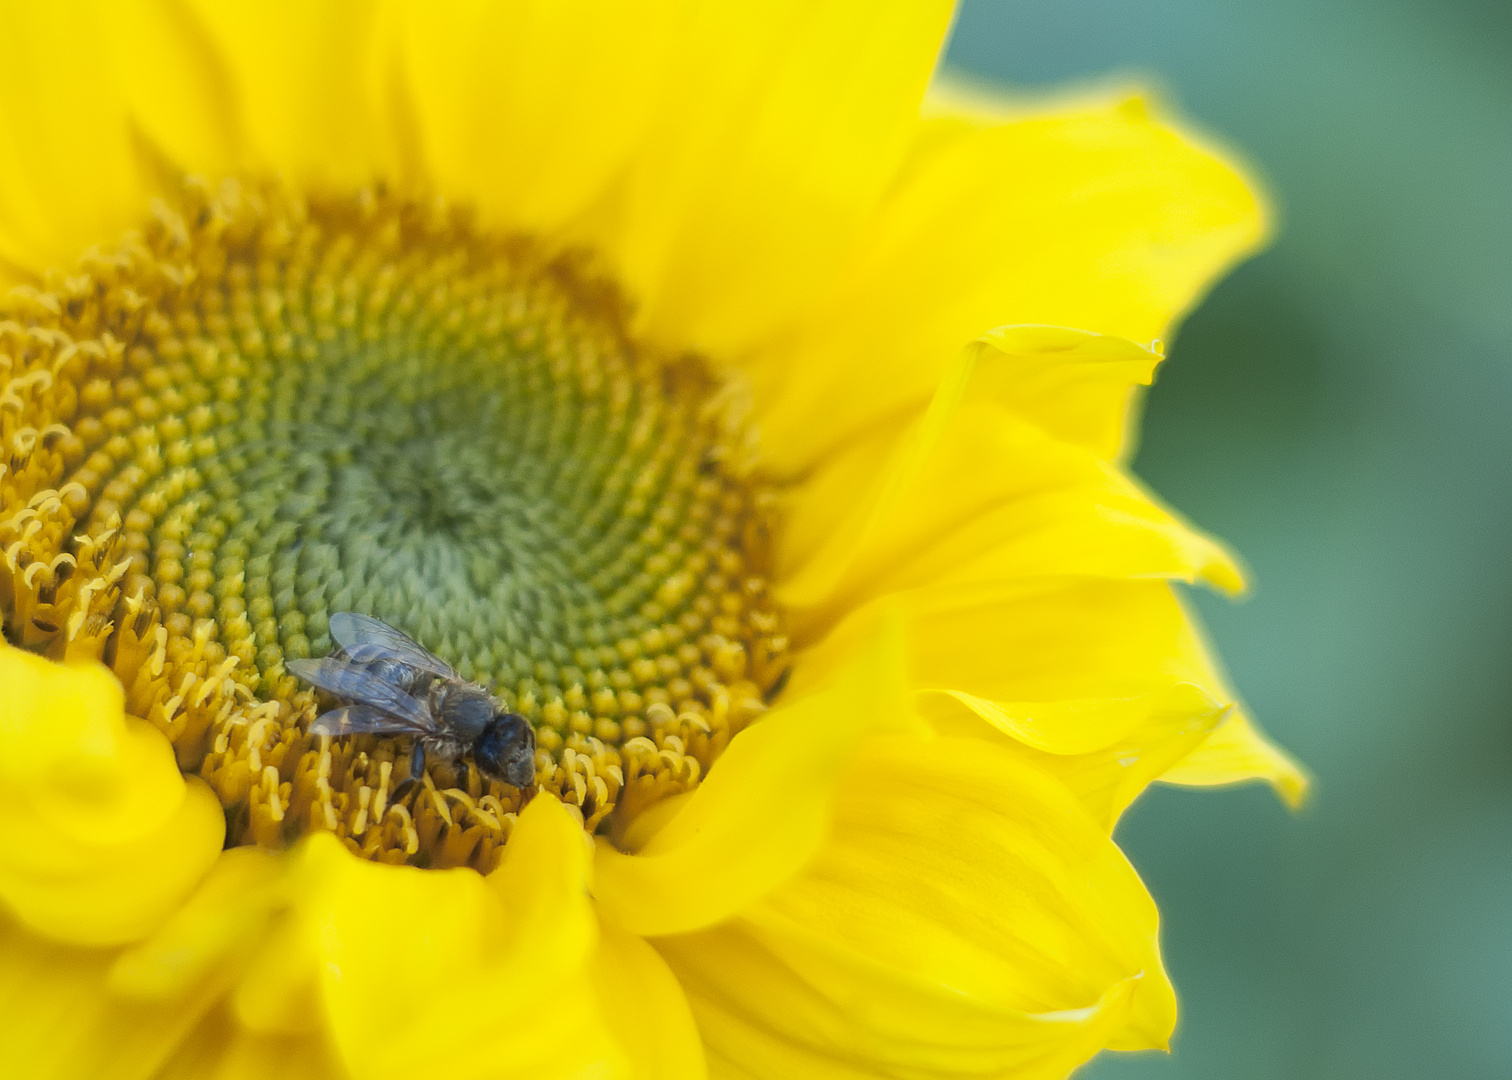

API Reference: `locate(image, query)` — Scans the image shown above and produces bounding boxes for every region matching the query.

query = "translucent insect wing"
[287,657,435,729]
[327,612,457,678]
[310,703,428,737]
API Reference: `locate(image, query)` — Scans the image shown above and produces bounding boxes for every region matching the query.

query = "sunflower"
[0,2,1306,1078]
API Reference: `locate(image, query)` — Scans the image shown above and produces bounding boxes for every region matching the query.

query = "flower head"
[0,2,1305,1078]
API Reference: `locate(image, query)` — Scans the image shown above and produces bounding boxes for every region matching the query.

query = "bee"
[288,612,536,791]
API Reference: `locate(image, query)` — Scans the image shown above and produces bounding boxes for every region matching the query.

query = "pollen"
[0,178,788,871]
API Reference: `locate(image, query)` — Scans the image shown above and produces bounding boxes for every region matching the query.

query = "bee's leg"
[390,740,426,803]
[411,740,429,782]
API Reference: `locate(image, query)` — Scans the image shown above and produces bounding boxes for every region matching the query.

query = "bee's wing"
[287,657,436,731]
[310,704,431,738]
[328,612,457,679]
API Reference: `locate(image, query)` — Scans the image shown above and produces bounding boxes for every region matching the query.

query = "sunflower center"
[0,178,788,870]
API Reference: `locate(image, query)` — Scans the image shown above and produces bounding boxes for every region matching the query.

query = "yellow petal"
[1161,706,1310,807]
[932,683,1216,756]
[396,0,681,239]
[154,1007,345,1080]
[594,612,915,938]
[230,891,325,1036]
[655,733,1175,1080]
[591,916,708,1080]
[174,0,409,186]
[99,0,244,180]
[484,789,599,988]
[0,0,413,277]
[803,579,1215,722]
[790,578,1294,825]
[773,323,1302,815]
[611,0,957,359]
[1143,591,1310,806]
[778,329,1242,642]
[754,90,1270,475]
[0,645,224,946]
[0,911,223,1080]
[936,684,1232,830]
[0,1,151,278]
[108,846,285,1003]
[113,844,324,1040]
[9,845,343,1077]
[966,325,1165,462]
[310,797,622,1080]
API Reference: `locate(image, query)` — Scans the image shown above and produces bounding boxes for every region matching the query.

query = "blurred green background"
[945,2,1512,1077]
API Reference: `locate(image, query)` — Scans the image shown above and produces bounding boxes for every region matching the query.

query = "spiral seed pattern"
[0,178,788,870]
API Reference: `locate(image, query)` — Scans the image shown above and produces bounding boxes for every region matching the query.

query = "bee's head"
[475,711,537,789]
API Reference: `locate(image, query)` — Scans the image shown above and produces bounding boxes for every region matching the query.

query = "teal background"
[945,2,1512,1077]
